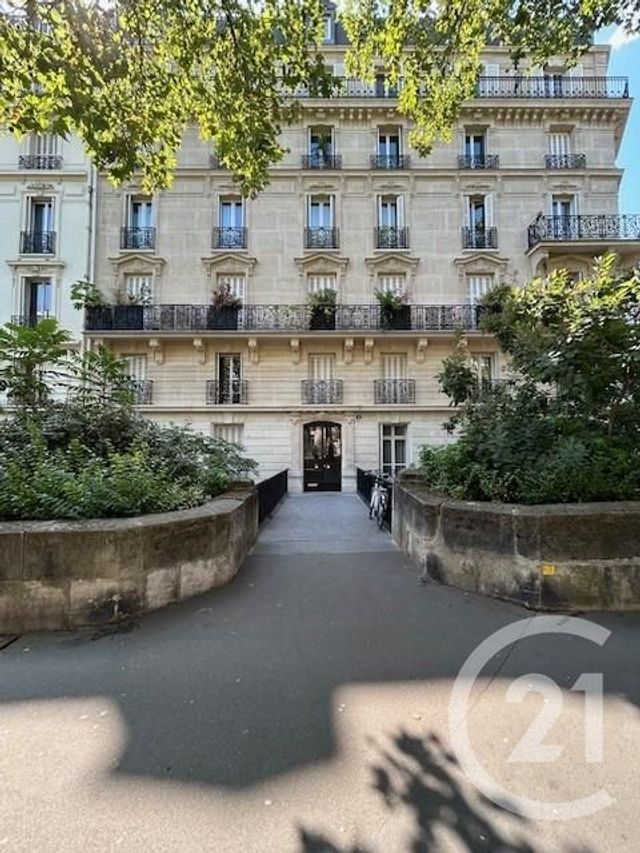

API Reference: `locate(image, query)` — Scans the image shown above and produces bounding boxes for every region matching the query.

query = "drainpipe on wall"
[83,162,98,354]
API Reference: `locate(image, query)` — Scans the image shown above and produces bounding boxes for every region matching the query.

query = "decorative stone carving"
[416,338,429,363]
[364,337,374,365]
[248,337,259,365]
[290,337,301,364]
[148,338,164,364]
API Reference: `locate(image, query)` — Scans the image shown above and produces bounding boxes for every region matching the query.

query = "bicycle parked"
[366,470,393,529]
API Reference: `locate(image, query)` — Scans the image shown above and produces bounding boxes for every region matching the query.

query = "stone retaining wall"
[393,472,640,610]
[0,487,258,633]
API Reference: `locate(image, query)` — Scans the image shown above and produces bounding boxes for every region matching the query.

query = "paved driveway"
[0,493,638,852]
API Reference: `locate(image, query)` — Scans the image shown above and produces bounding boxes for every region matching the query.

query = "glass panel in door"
[218,354,242,404]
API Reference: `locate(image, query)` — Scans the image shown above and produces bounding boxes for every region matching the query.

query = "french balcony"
[11,312,52,327]
[213,226,247,249]
[457,154,499,169]
[301,154,342,169]
[370,154,411,169]
[84,303,483,333]
[374,379,416,405]
[20,230,55,254]
[462,226,498,250]
[301,379,343,405]
[206,380,248,405]
[528,214,640,249]
[129,380,153,405]
[475,76,629,99]
[375,226,409,249]
[18,154,63,170]
[545,153,587,169]
[120,227,155,250]
[304,226,339,249]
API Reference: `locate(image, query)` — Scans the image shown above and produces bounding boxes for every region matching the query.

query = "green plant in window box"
[308,288,338,330]
[375,288,410,330]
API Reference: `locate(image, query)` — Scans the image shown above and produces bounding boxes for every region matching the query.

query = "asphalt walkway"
[0,493,638,852]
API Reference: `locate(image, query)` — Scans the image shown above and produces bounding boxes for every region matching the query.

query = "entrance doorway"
[303,422,342,491]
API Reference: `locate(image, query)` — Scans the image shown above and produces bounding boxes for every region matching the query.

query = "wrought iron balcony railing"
[374,379,416,405]
[20,230,55,254]
[206,380,248,405]
[213,226,247,249]
[301,154,342,169]
[292,78,400,99]
[475,76,629,99]
[11,312,52,327]
[528,214,640,248]
[462,226,498,249]
[457,154,499,169]
[545,153,587,169]
[120,227,156,250]
[129,379,153,405]
[301,379,343,405]
[18,154,63,170]
[84,303,483,333]
[370,154,411,169]
[304,226,339,249]
[375,226,409,249]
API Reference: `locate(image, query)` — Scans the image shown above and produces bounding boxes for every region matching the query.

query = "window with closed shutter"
[467,274,494,305]
[217,273,246,301]
[212,423,244,444]
[381,353,407,380]
[308,354,336,381]
[121,355,147,382]
[308,273,337,293]
[549,132,571,156]
[28,133,59,157]
[377,274,406,295]
[124,274,152,303]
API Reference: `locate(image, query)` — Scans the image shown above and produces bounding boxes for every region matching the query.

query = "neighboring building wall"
[0,133,94,341]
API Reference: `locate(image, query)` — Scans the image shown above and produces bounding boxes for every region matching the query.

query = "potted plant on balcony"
[111,284,151,330]
[375,288,411,330]
[207,282,242,330]
[308,288,337,330]
[70,279,110,330]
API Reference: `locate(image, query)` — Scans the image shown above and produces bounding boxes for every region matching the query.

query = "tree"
[1,1,635,194]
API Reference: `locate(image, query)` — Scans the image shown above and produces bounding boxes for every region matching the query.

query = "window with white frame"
[548,131,572,156]
[308,195,334,228]
[28,133,59,157]
[322,13,333,43]
[551,194,576,217]
[380,423,408,475]
[128,196,153,228]
[216,273,246,301]
[121,354,149,403]
[216,353,243,404]
[378,195,403,229]
[309,126,334,161]
[469,353,496,388]
[308,354,336,381]
[377,127,401,159]
[307,273,337,293]
[28,197,54,234]
[124,274,152,304]
[381,353,407,380]
[467,273,494,305]
[24,278,53,323]
[377,273,406,296]
[212,423,244,444]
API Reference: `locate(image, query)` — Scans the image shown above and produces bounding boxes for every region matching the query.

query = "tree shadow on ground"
[299,729,596,853]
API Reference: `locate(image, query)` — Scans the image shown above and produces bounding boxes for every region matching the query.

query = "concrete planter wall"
[393,472,640,611]
[0,487,258,633]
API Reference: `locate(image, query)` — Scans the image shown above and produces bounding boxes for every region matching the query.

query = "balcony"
[545,153,587,169]
[120,227,156,250]
[457,154,499,169]
[85,303,483,333]
[462,226,498,250]
[130,380,153,405]
[293,78,400,99]
[301,154,342,169]
[301,379,343,405]
[528,214,640,249]
[11,312,52,327]
[374,379,416,405]
[370,154,411,169]
[304,227,339,249]
[206,380,248,405]
[475,76,629,99]
[20,230,55,254]
[375,226,409,249]
[18,154,63,170]
[213,226,247,249]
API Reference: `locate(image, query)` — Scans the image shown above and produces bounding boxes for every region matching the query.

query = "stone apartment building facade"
[2,18,638,492]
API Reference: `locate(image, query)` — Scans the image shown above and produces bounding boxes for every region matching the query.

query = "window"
[464,194,494,248]
[217,353,243,404]
[380,424,408,475]
[309,126,334,163]
[377,274,406,296]
[128,196,153,228]
[551,194,576,217]
[217,273,246,301]
[28,133,59,158]
[322,14,333,43]
[308,195,334,228]
[549,131,571,156]
[29,198,54,234]
[25,279,53,324]
[470,354,495,388]
[377,128,401,163]
[465,132,486,160]
[308,354,336,381]
[381,353,407,380]
[467,274,494,305]
[378,195,402,228]
[124,274,152,304]
[217,197,245,248]
[121,354,149,403]
[308,273,337,293]
[212,423,244,444]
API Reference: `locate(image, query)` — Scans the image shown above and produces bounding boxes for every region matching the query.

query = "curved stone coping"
[393,473,640,610]
[0,487,258,632]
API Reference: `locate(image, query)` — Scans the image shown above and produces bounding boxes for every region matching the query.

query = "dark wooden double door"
[303,422,341,492]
